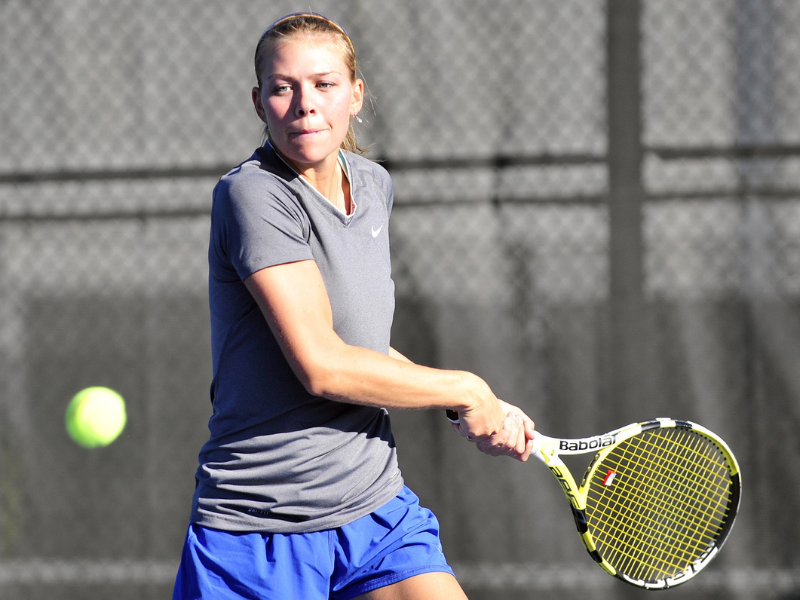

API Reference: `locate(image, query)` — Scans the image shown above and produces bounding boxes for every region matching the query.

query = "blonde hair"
[254,13,366,155]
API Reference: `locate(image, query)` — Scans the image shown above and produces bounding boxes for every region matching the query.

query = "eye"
[317,81,336,90]
[271,83,292,95]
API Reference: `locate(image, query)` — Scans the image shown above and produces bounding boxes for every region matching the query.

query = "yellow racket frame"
[531,418,741,589]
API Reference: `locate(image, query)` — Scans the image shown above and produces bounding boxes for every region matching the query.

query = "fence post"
[607,0,646,424]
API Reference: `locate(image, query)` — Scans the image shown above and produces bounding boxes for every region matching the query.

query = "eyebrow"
[267,70,340,80]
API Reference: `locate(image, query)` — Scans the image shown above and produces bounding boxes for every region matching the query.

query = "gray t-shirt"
[191,143,403,533]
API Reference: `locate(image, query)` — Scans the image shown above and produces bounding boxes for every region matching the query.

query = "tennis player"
[172,12,536,600]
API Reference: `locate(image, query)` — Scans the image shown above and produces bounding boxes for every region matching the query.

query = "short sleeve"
[210,170,314,281]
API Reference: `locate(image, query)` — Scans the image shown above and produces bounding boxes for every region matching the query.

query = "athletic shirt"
[191,143,403,533]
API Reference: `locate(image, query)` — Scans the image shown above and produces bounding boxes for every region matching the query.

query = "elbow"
[285,334,350,399]
[296,357,342,399]
[303,370,334,398]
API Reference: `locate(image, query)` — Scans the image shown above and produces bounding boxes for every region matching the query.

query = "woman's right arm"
[245,259,535,461]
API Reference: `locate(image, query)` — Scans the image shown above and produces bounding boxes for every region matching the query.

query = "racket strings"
[592,432,728,577]
[603,435,725,574]
[589,438,722,578]
[584,428,734,583]
[589,430,730,579]
[603,433,729,541]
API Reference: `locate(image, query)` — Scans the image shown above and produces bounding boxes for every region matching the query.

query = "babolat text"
[559,436,615,451]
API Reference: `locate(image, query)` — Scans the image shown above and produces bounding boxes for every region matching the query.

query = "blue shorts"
[172,486,454,600]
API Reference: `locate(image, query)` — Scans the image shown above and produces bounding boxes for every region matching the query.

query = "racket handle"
[445,409,460,423]
[529,429,546,454]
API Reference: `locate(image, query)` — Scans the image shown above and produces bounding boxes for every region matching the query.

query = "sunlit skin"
[252,36,364,207]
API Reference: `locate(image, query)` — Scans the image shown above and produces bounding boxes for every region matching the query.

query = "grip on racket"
[445,409,460,423]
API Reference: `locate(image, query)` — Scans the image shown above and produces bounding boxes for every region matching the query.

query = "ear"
[350,79,364,117]
[252,87,267,123]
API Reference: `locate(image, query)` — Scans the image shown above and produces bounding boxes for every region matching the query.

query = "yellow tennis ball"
[65,387,127,448]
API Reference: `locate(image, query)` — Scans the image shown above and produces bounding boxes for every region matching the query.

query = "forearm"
[311,343,535,460]
[307,341,488,412]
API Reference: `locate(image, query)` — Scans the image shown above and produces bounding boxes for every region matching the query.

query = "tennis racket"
[446,412,741,590]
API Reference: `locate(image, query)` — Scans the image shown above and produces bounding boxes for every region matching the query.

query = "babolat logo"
[559,435,615,452]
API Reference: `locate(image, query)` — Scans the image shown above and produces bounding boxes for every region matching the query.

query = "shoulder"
[213,149,302,218]
[216,149,291,198]
[346,152,391,184]
[345,153,393,208]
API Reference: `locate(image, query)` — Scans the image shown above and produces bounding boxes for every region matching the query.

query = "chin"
[285,146,340,168]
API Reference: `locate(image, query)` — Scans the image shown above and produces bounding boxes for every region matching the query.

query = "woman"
[173,13,536,600]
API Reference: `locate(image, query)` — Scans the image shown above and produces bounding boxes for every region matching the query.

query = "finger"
[502,416,532,461]
[496,415,522,456]
[524,420,537,441]
[513,417,527,456]
[520,436,535,462]
[509,422,534,462]
[496,415,516,447]
[499,415,520,450]
[510,408,535,433]
[478,428,510,456]
[500,403,536,441]
[475,439,495,455]
[511,425,528,459]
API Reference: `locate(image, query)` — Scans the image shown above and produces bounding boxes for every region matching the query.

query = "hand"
[450,399,536,462]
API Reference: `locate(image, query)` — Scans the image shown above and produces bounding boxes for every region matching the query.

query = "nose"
[294,86,315,118]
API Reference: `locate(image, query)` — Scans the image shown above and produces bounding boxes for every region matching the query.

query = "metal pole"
[606,0,646,426]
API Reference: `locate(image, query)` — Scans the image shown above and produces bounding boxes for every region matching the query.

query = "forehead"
[267,34,348,70]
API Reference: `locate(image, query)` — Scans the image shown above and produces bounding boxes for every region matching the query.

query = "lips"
[290,128,325,138]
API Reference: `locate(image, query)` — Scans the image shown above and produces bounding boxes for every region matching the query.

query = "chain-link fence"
[1,1,800,599]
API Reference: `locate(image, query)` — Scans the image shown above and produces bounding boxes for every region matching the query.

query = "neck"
[275,146,351,214]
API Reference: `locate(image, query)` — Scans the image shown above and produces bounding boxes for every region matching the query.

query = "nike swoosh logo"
[371,224,383,238]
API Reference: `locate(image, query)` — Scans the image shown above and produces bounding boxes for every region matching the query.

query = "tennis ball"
[65,387,127,448]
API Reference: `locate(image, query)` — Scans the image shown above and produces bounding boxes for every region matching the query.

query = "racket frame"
[530,417,741,589]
